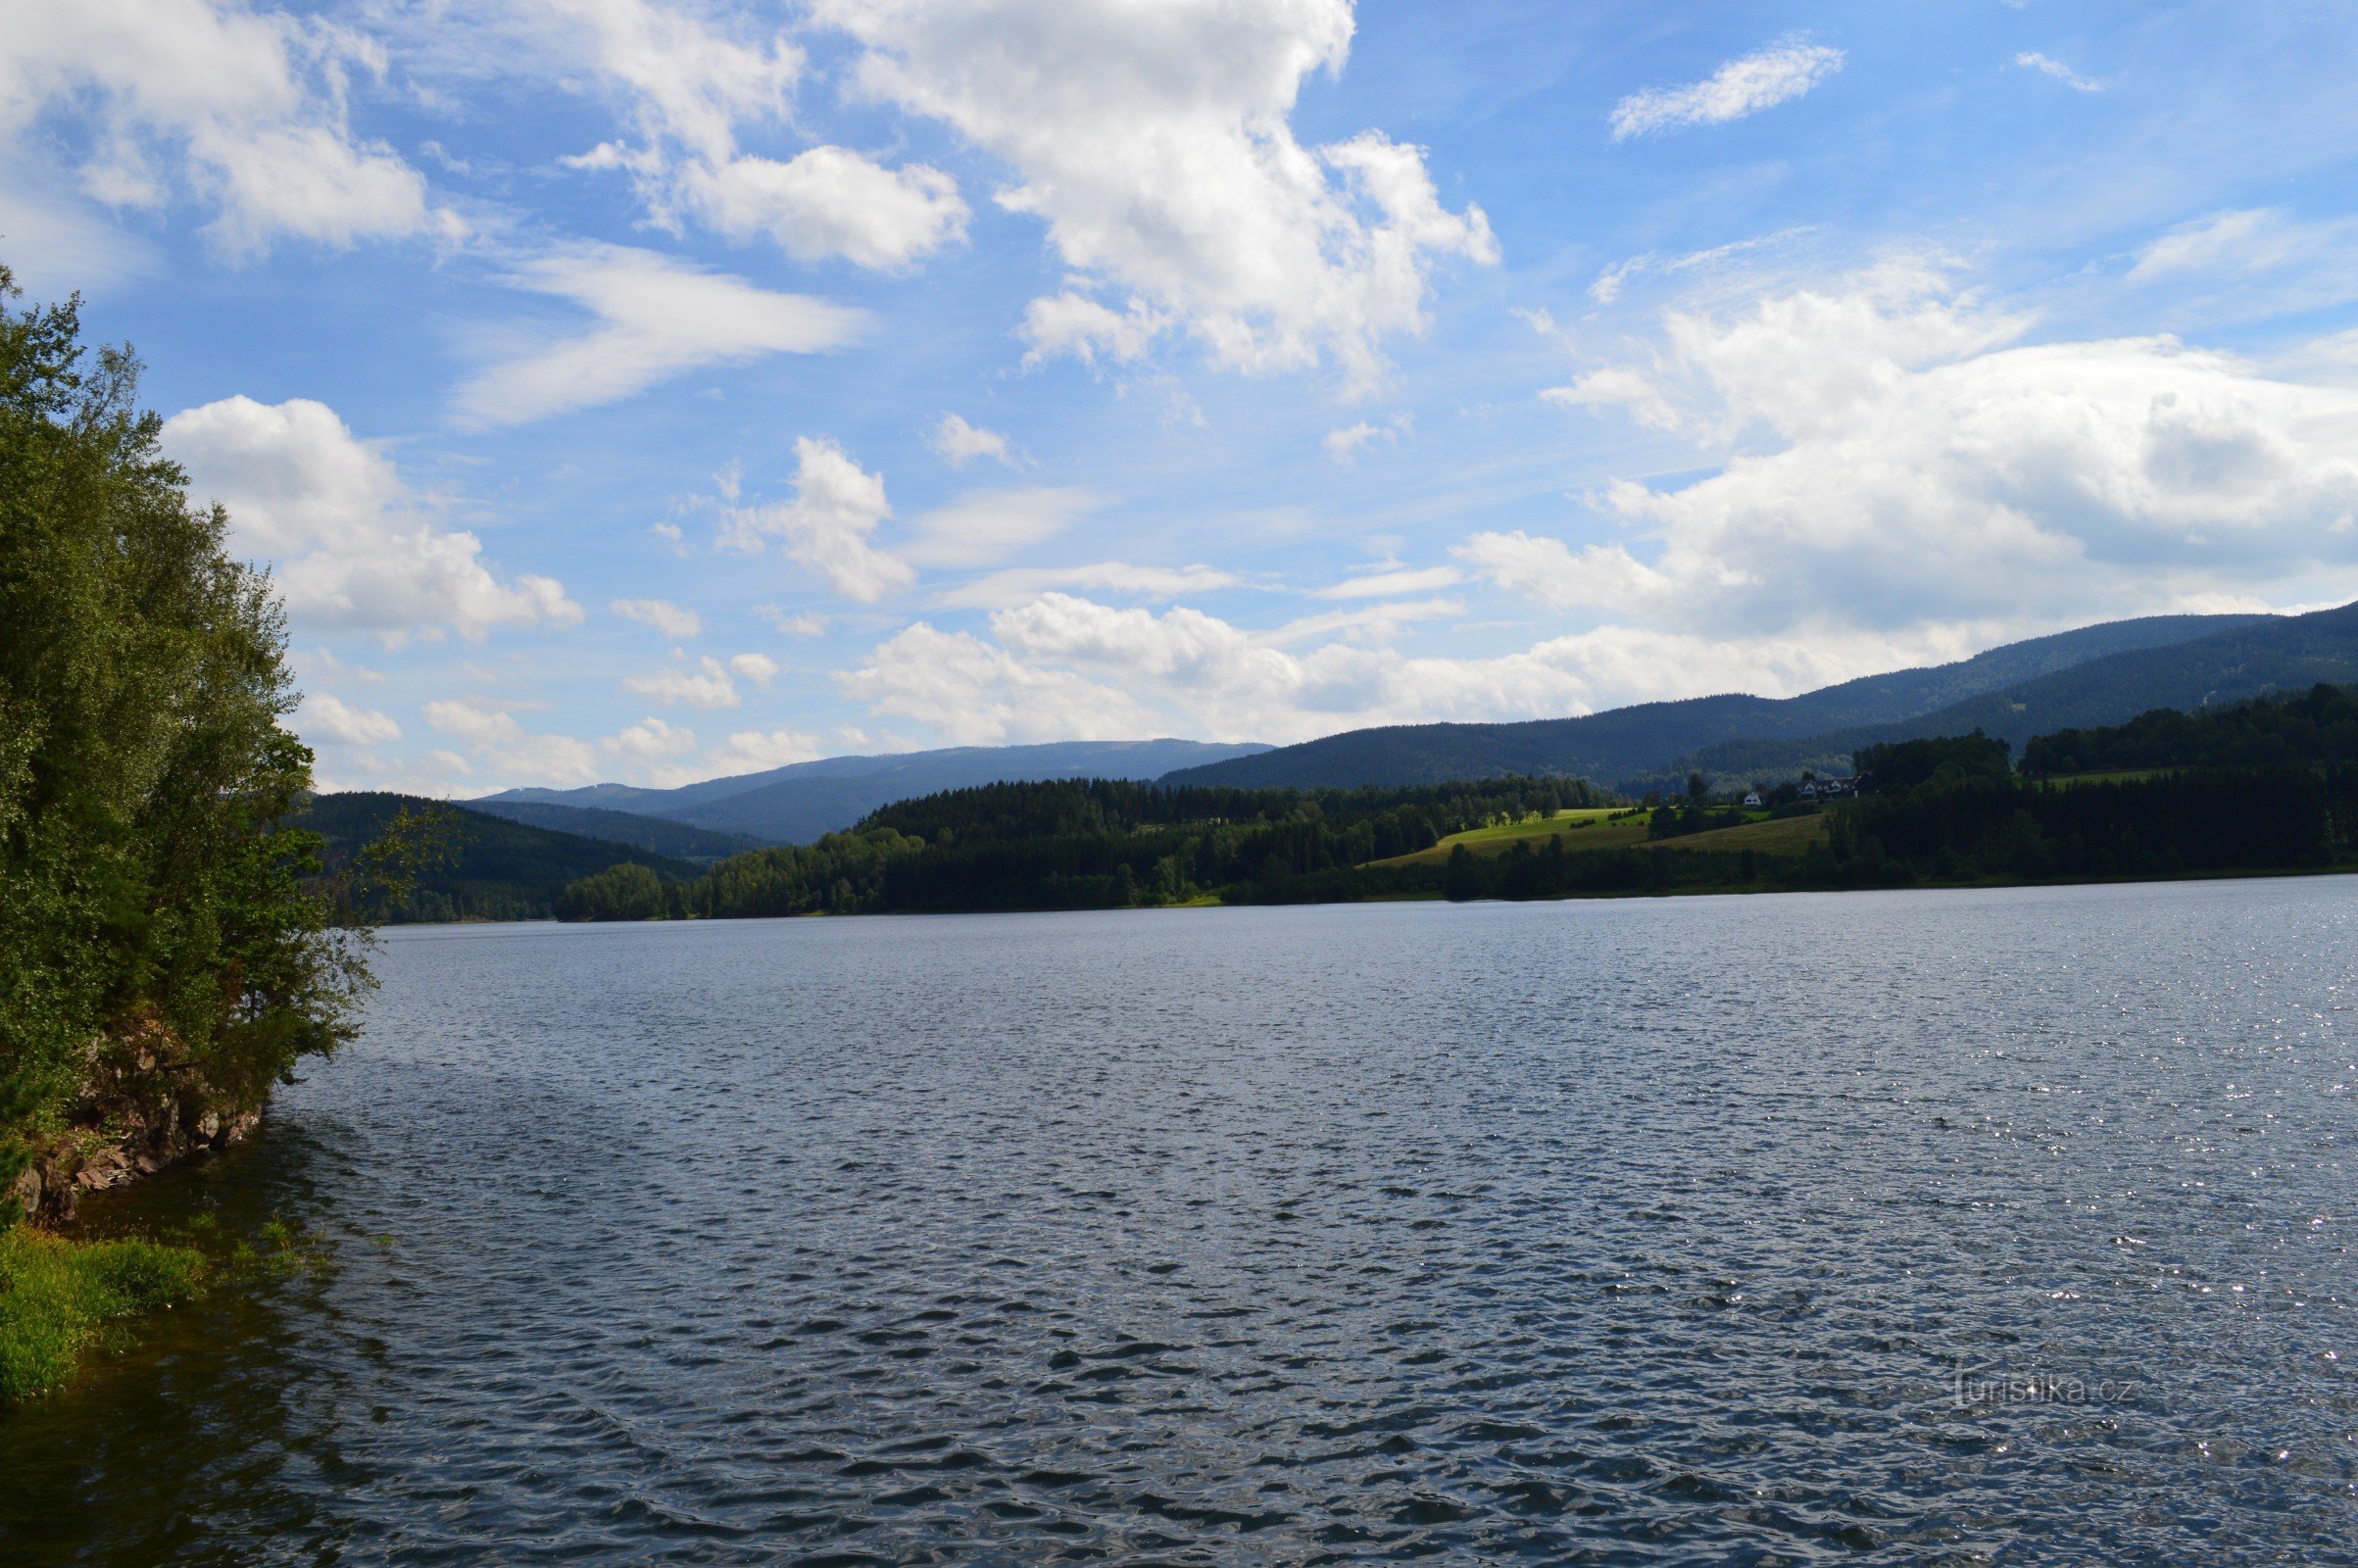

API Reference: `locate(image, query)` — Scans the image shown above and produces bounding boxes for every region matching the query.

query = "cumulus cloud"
[612,597,702,638]
[1019,293,1168,368]
[625,655,742,710]
[458,243,866,425]
[162,395,582,642]
[0,0,447,258]
[1513,263,2358,632]
[727,652,780,685]
[548,0,962,270]
[838,591,1993,747]
[904,487,1100,568]
[686,145,967,270]
[602,715,698,760]
[296,690,401,747]
[704,727,824,776]
[755,604,828,636]
[715,436,915,602]
[1610,35,1843,141]
[818,0,1497,381]
[930,413,1013,467]
[425,698,602,787]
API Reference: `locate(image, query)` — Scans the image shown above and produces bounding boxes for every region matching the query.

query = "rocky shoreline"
[7,1024,264,1226]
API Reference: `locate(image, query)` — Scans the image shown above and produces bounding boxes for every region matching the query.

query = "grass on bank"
[1372,808,1634,865]
[0,1227,205,1402]
[1653,813,1832,854]
[1369,807,1831,868]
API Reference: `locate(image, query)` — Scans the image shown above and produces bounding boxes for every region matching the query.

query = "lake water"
[4,880,2356,1564]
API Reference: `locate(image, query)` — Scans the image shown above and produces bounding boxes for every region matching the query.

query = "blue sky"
[7,0,2357,793]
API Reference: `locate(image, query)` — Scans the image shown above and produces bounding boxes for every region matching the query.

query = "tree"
[1,264,367,1205]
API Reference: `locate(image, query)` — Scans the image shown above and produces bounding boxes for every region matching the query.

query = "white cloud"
[819,0,1497,381]
[550,0,802,170]
[425,698,603,789]
[0,0,446,258]
[1321,415,1410,462]
[624,655,741,710]
[2130,210,2284,283]
[755,604,828,636]
[904,486,1100,568]
[1257,597,1464,646]
[839,591,1997,748]
[1308,564,1462,600]
[727,652,780,685]
[612,597,702,638]
[602,715,698,760]
[422,698,520,749]
[296,690,401,747]
[2127,208,2358,291]
[1019,293,1168,368]
[162,395,582,642]
[929,562,1239,611]
[1610,35,1843,141]
[457,243,866,425]
[705,727,823,775]
[548,0,963,271]
[1542,366,1682,431]
[687,145,967,270]
[2014,52,2105,93]
[930,413,1013,467]
[715,436,915,602]
[1509,263,2358,632]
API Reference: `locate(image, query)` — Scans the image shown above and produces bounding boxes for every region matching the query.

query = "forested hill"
[296,793,697,923]
[2022,683,2358,776]
[553,775,1609,920]
[479,737,1273,845]
[461,799,765,863]
[1638,600,2358,794]
[1161,612,2263,791]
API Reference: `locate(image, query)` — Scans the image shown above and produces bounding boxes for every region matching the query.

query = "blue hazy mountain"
[1161,612,2271,791]
[479,738,1273,845]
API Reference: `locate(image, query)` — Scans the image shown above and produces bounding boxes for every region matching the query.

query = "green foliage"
[0,262,365,1189]
[2022,684,2358,776]
[1853,731,2013,792]
[297,792,697,922]
[555,775,1613,919]
[0,1228,204,1400]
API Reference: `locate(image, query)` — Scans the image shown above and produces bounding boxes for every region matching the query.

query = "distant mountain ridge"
[480,738,1273,845]
[1627,599,2358,792]
[460,800,768,863]
[1161,612,2268,791]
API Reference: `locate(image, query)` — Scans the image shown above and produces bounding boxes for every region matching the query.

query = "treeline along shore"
[547,683,2358,921]
[2,267,390,1397]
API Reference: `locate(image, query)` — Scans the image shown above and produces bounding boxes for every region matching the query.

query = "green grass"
[2039,767,2176,787]
[1372,808,1639,866]
[1370,806,1831,868]
[1654,813,1832,854]
[0,1227,205,1401]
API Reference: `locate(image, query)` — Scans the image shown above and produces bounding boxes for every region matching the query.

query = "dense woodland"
[297,793,695,924]
[0,269,366,1203]
[2021,684,2358,776]
[555,777,1606,919]
[557,697,2358,918]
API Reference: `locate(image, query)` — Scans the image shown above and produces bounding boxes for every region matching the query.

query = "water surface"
[5,880,2355,1564]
